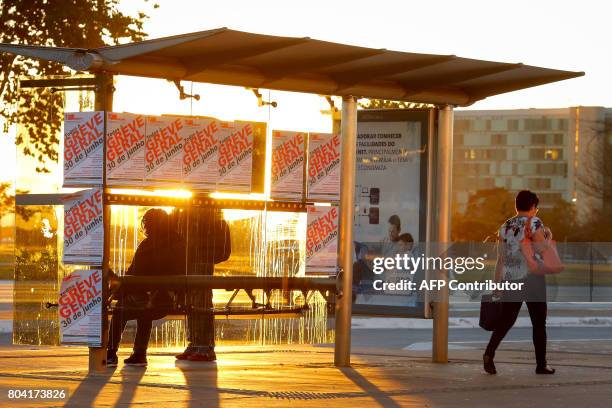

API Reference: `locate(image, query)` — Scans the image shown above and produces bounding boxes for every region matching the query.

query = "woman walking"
[483,190,556,375]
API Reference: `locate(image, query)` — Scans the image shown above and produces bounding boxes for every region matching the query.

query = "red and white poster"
[63,111,105,186]
[106,112,146,186]
[271,130,305,200]
[183,117,227,191]
[145,116,185,187]
[59,269,103,346]
[63,188,104,265]
[217,120,258,192]
[305,205,339,275]
[307,133,341,201]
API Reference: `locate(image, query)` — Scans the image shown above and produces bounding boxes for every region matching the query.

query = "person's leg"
[109,317,123,352]
[484,301,523,358]
[201,287,215,352]
[133,317,153,356]
[108,310,129,353]
[177,289,204,354]
[526,301,548,367]
[189,288,204,346]
[107,307,130,366]
[123,316,152,366]
[185,288,216,361]
[109,292,148,364]
[189,290,207,351]
[175,289,198,359]
[186,261,216,359]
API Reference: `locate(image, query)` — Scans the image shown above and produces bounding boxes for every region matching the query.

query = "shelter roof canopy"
[0,27,583,106]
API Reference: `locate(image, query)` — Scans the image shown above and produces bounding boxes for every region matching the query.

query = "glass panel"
[13,83,339,347]
[13,205,65,345]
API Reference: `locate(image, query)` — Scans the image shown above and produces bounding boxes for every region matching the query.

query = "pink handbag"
[520,217,564,275]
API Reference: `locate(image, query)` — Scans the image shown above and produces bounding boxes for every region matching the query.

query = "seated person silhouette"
[352,241,374,302]
[173,207,231,362]
[107,208,185,367]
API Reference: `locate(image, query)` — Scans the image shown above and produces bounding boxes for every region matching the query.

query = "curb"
[352,316,612,329]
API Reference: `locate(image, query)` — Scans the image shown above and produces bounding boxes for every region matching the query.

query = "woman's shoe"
[536,365,556,374]
[483,354,497,374]
[187,348,217,362]
[175,350,193,360]
[175,346,197,360]
[124,353,147,367]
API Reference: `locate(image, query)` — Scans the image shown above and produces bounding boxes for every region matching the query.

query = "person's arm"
[530,218,549,252]
[125,244,142,276]
[125,238,149,276]
[494,238,504,284]
[531,228,546,243]
[492,234,505,297]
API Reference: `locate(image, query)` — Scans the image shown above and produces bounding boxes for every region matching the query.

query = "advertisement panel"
[182,117,227,191]
[62,187,104,265]
[305,205,339,275]
[352,109,431,316]
[144,116,185,187]
[271,130,306,200]
[59,269,103,346]
[63,111,104,186]
[307,132,341,201]
[106,112,146,186]
[217,120,259,192]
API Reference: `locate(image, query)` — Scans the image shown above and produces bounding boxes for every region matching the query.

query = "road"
[349,326,612,351]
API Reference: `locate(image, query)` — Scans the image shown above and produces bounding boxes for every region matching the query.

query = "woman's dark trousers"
[485,275,548,367]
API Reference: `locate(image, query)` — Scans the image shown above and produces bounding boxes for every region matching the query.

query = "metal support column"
[334,96,358,367]
[432,105,453,363]
[89,72,114,373]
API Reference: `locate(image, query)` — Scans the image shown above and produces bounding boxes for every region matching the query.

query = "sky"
[121,0,611,109]
[1,0,611,188]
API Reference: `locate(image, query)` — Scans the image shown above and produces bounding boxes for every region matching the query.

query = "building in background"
[453,106,612,221]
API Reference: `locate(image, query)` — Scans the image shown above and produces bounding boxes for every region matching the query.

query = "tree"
[451,188,515,242]
[1,0,154,172]
[573,116,612,242]
[0,182,14,219]
[576,118,612,205]
[537,197,579,242]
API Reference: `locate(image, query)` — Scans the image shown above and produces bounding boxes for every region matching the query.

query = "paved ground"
[1,278,612,407]
[0,339,611,407]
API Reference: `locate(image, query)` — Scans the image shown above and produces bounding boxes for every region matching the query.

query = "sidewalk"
[0,340,611,407]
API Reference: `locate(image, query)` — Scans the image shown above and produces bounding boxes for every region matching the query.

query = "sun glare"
[210,192,266,201]
[108,188,193,198]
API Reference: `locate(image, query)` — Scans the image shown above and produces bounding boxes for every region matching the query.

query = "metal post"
[423,109,437,319]
[334,96,357,367]
[89,72,113,373]
[589,243,593,302]
[432,105,453,363]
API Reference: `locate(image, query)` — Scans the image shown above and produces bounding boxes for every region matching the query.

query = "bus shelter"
[0,28,583,372]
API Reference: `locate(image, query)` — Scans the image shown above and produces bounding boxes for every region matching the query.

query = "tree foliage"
[577,119,612,210]
[1,0,152,172]
[0,182,14,219]
[453,188,612,242]
[537,197,579,242]
[451,188,515,242]
[573,117,612,241]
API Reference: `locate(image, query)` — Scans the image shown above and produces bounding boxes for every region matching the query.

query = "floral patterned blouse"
[498,216,544,281]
